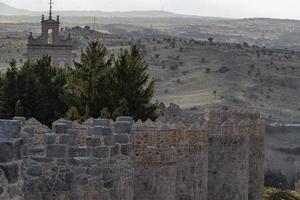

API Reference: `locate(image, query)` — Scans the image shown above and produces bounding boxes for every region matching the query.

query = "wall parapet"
[0,106,265,200]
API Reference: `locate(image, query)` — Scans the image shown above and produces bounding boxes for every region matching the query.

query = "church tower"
[27,0,72,67]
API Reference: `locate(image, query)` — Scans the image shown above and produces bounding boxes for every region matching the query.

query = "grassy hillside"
[140,39,300,123]
[1,30,300,122]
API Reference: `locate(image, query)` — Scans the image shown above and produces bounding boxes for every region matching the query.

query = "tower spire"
[49,0,54,19]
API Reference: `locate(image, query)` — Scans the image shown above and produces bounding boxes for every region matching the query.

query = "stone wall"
[132,121,208,200]
[0,120,23,200]
[22,117,133,200]
[0,107,265,200]
[206,111,265,200]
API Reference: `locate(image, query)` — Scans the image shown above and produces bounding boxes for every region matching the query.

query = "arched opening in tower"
[48,29,53,44]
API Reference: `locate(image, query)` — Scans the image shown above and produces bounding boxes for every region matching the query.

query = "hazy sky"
[2,0,300,19]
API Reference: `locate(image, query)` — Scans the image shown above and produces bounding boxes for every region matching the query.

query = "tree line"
[0,41,158,125]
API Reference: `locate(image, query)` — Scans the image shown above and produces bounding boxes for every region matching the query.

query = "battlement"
[0,106,265,200]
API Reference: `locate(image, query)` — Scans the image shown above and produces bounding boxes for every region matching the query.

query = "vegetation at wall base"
[264,187,300,200]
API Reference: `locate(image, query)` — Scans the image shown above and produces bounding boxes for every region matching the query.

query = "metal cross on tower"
[49,0,54,19]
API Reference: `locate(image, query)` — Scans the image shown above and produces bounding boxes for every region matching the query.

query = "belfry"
[27,0,72,67]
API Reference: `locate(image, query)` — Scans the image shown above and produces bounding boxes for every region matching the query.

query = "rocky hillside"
[139,39,300,123]
[0,27,299,123]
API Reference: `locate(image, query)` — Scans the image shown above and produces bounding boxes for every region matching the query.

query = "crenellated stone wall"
[206,110,265,200]
[132,120,208,200]
[22,117,133,200]
[0,105,265,200]
[0,120,24,200]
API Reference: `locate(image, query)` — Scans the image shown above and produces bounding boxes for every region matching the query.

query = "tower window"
[48,29,53,44]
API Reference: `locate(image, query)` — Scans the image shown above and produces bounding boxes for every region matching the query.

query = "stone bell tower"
[27,0,72,67]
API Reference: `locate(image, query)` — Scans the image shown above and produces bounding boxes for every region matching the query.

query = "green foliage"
[264,188,300,200]
[67,40,112,117]
[0,56,68,125]
[66,106,80,121]
[0,60,19,118]
[110,46,157,120]
[0,42,157,124]
[67,42,157,121]
[100,107,111,119]
[112,98,130,119]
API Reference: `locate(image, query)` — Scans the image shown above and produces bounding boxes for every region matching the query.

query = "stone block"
[7,185,17,199]
[65,172,74,184]
[0,120,21,140]
[88,126,102,136]
[103,180,114,189]
[13,117,26,126]
[24,193,41,200]
[121,144,132,156]
[37,182,50,192]
[116,116,134,124]
[86,166,102,176]
[53,180,71,191]
[0,163,20,184]
[59,134,76,145]
[92,146,109,158]
[44,133,56,145]
[53,119,73,129]
[94,119,110,127]
[0,139,22,164]
[22,127,34,137]
[110,144,120,157]
[0,142,14,163]
[52,123,68,134]
[114,121,132,134]
[23,181,36,193]
[28,147,44,156]
[102,127,113,136]
[74,175,89,185]
[86,137,101,147]
[114,134,129,144]
[68,147,89,157]
[13,139,23,160]
[67,129,78,136]
[68,157,98,167]
[46,145,66,158]
[104,136,115,146]
[31,156,54,163]
[27,164,42,177]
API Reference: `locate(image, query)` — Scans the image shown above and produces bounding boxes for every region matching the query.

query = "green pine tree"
[112,98,130,119]
[111,46,158,120]
[0,60,19,118]
[0,56,68,125]
[67,41,112,117]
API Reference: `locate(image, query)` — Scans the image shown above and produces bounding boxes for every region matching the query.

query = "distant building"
[27,0,72,67]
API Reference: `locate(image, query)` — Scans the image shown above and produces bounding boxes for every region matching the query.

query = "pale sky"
[2,0,300,19]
